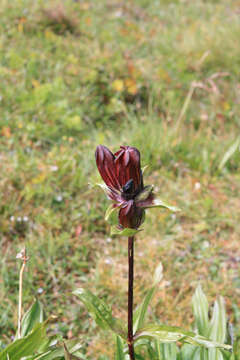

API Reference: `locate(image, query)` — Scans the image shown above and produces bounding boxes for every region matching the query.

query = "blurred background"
[0,0,240,358]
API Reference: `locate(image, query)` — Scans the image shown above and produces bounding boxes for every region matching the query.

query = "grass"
[1,0,240,357]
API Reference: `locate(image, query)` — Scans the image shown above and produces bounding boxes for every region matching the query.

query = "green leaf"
[207,297,227,360]
[180,344,199,360]
[110,226,141,237]
[158,343,178,360]
[145,198,181,212]
[134,324,232,350]
[192,285,210,336]
[209,297,226,344]
[219,136,240,171]
[73,288,126,338]
[0,321,49,360]
[21,299,44,338]
[208,348,224,360]
[133,287,155,334]
[133,263,163,334]
[153,262,163,285]
[25,340,84,360]
[64,342,82,360]
[114,336,125,360]
[134,324,191,343]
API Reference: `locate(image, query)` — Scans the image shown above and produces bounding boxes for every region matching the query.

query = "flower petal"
[95,145,120,190]
[114,146,143,191]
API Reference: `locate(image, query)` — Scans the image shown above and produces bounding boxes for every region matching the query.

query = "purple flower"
[95,145,154,229]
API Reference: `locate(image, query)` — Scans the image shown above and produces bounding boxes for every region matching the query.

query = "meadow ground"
[1,0,240,358]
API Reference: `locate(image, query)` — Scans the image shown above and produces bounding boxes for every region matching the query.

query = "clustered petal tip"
[95,145,154,230]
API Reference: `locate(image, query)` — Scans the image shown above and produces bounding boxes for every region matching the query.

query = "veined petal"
[95,145,120,190]
[114,146,143,191]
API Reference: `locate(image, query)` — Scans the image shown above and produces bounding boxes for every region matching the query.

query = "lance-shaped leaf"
[73,288,126,338]
[114,336,125,360]
[192,285,209,337]
[25,339,84,360]
[134,324,232,350]
[110,226,141,237]
[219,136,240,171]
[0,319,52,360]
[208,297,227,360]
[21,299,44,338]
[133,263,163,334]
[154,342,178,360]
[209,296,226,344]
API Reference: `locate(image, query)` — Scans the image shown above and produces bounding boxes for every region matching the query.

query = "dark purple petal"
[119,200,144,229]
[95,145,120,190]
[114,146,143,191]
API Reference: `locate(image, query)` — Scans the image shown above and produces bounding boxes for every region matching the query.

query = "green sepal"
[146,198,181,212]
[142,165,149,174]
[105,204,119,221]
[110,226,142,237]
[135,185,153,202]
[95,182,110,196]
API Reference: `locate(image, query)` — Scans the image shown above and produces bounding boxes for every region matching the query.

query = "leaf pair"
[74,266,232,358]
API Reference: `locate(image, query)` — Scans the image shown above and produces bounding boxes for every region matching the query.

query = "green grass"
[1,0,240,357]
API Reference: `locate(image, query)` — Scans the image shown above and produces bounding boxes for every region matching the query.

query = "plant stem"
[17,247,27,339]
[128,236,135,360]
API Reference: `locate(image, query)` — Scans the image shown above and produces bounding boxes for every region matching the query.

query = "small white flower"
[194,182,201,190]
[10,216,15,222]
[105,258,112,265]
[50,165,58,172]
[56,195,63,202]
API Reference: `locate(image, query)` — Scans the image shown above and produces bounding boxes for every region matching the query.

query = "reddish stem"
[128,236,135,360]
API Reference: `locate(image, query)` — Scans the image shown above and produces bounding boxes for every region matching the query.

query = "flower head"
[95,145,154,229]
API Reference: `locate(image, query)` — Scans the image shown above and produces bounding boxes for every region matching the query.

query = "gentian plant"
[73,145,233,360]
